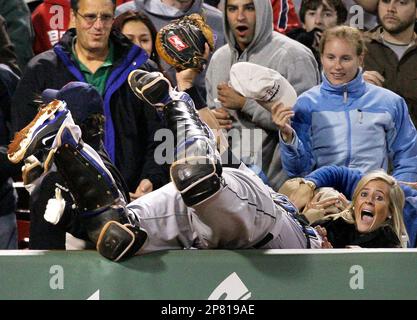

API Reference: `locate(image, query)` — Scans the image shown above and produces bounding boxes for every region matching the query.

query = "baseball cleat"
[128,69,172,107]
[8,100,69,163]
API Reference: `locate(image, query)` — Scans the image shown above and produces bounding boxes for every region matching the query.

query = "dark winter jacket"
[0,65,20,217]
[287,27,321,70]
[11,28,168,192]
[313,217,401,248]
[364,26,417,126]
[0,14,20,76]
[0,0,34,72]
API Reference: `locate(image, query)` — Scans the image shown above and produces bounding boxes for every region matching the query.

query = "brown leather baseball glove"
[156,13,214,72]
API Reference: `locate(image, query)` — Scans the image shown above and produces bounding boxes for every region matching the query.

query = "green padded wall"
[0,249,416,300]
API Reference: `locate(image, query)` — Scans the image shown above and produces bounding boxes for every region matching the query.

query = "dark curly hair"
[300,0,348,25]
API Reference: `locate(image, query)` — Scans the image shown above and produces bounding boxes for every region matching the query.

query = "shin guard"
[97,220,148,262]
[165,100,222,206]
[128,69,223,206]
[54,127,148,260]
[54,128,120,212]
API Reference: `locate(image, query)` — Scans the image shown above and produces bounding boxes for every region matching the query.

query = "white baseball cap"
[229,62,297,110]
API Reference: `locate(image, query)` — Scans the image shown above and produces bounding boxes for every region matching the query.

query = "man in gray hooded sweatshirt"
[205,0,320,190]
[115,0,225,97]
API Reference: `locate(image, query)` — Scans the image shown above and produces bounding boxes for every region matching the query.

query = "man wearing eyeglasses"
[10,0,169,250]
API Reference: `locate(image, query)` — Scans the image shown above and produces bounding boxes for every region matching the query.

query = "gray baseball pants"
[127,164,322,255]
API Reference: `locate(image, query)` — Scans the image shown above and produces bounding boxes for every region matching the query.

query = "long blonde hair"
[326,171,408,247]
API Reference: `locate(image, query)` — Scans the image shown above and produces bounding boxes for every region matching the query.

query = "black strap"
[302,225,312,249]
[184,86,206,110]
[253,233,273,249]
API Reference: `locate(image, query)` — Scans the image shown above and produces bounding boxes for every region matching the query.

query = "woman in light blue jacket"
[275,26,417,182]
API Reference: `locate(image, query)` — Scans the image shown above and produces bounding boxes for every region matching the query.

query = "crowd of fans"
[1,0,417,253]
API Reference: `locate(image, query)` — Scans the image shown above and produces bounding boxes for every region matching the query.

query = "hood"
[141,0,205,19]
[43,0,71,6]
[221,0,273,54]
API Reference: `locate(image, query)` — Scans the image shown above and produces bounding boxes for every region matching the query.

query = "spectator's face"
[321,37,363,85]
[226,0,256,50]
[378,0,416,35]
[353,180,390,233]
[303,1,338,32]
[122,20,153,57]
[71,0,115,53]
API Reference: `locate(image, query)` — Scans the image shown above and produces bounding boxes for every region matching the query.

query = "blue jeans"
[0,212,18,249]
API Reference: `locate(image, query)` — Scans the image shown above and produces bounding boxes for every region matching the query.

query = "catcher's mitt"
[156,13,214,72]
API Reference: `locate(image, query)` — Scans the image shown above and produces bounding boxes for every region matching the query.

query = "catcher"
[8,69,323,261]
[156,13,215,72]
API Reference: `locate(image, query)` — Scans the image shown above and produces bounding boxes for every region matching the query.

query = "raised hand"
[130,179,153,200]
[314,225,333,249]
[217,82,246,110]
[271,102,294,143]
[363,70,385,87]
[211,107,233,130]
